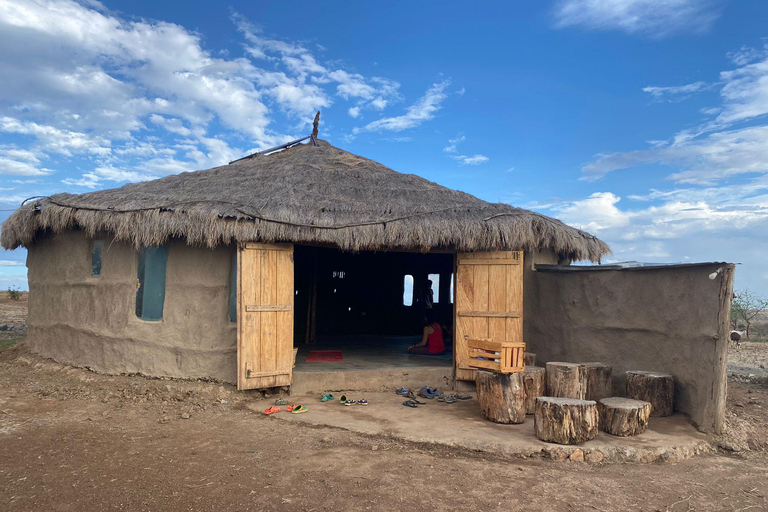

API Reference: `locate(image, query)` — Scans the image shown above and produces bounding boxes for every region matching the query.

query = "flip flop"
[291,405,308,414]
[275,398,289,405]
[455,393,472,400]
[264,406,280,415]
[358,399,368,406]
[321,394,334,402]
[403,400,418,408]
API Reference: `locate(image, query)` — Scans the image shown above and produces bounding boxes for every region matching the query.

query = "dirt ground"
[728,341,768,376]
[0,292,28,326]
[0,342,765,512]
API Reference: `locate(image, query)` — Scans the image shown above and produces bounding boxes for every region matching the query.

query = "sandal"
[403,400,418,408]
[358,399,368,406]
[264,406,280,415]
[275,398,289,405]
[291,405,308,414]
[286,404,298,412]
[321,394,334,402]
[455,393,472,400]
[445,396,458,404]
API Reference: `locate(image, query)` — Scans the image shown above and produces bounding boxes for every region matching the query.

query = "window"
[229,252,237,323]
[428,273,440,304]
[91,240,104,277]
[403,274,414,306]
[450,273,455,304]
[135,246,168,321]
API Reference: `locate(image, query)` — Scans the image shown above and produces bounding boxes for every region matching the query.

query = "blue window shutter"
[136,246,168,321]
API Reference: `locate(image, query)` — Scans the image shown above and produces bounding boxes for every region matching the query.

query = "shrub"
[7,286,22,301]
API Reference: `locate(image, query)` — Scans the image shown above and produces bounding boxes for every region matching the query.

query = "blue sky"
[1,0,768,295]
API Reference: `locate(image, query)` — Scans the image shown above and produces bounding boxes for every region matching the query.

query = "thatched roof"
[1,140,610,261]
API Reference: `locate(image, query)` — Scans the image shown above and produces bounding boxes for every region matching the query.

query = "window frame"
[135,246,169,322]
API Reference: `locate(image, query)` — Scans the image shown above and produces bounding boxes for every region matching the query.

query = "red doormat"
[305,350,344,363]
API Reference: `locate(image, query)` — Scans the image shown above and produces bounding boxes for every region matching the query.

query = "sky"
[1,0,767,295]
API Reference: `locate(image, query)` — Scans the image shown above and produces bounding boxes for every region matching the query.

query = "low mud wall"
[525,263,734,434]
[26,231,237,383]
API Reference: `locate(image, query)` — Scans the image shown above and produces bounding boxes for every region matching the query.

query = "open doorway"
[293,246,454,372]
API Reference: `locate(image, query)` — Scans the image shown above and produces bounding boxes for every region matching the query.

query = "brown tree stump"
[524,352,536,366]
[534,397,598,445]
[523,366,546,414]
[475,369,526,424]
[581,362,613,401]
[626,371,674,417]
[546,362,587,399]
[598,398,651,437]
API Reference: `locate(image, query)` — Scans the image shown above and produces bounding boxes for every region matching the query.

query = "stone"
[585,451,604,463]
[569,449,584,462]
[181,412,191,419]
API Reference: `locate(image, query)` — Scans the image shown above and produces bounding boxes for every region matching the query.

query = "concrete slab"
[257,391,713,463]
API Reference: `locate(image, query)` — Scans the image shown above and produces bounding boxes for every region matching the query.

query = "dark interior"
[294,246,454,344]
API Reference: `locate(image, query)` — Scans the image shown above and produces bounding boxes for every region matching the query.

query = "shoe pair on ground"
[264,404,307,415]
[340,395,368,406]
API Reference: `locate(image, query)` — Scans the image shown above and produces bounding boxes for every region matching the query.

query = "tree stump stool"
[581,362,613,401]
[524,352,537,366]
[523,366,546,414]
[598,398,651,436]
[534,397,598,445]
[626,371,674,417]
[546,362,587,399]
[475,369,526,424]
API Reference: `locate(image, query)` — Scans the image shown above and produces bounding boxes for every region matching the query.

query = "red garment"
[427,322,445,354]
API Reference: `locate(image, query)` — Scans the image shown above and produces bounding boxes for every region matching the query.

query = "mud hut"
[0,130,609,387]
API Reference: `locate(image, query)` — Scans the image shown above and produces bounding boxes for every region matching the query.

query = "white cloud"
[643,81,712,99]
[358,80,450,133]
[348,107,360,118]
[581,44,768,185]
[443,135,465,153]
[0,260,24,266]
[553,0,720,37]
[452,154,489,166]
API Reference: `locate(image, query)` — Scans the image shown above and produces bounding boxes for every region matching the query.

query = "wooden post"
[534,397,599,445]
[305,248,318,344]
[581,362,613,401]
[523,366,546,415]
[598,398,652,437]
[475,369,526,424]
[626,371,674,417]
[546,362,587,399]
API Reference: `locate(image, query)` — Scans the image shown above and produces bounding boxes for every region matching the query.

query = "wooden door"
[454,251,523,381]
[237,243,294,390]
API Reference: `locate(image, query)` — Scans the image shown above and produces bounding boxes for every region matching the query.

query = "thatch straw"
[1,140,610,261]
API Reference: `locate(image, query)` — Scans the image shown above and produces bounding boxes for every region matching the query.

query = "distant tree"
[731,289,768,339]
[6,286,21,301]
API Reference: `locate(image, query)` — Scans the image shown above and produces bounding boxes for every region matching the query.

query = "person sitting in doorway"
[408,310,445,355]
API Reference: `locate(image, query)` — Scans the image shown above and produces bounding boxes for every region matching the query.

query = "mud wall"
[26,231,238,383]
[524,263,734,434]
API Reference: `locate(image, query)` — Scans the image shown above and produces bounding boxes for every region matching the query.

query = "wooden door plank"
[275,248,294,387]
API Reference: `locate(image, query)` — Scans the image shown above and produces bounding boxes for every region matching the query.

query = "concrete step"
[291,366,454,395]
